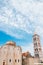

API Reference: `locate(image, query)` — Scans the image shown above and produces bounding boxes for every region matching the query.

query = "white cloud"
[0,0,43,54]
[0,0,43,39]
[10,0,43,16]
[0,0,43,35]
[8,0,43,34]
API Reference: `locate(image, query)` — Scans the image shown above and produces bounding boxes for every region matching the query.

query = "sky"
[0,0,43,55]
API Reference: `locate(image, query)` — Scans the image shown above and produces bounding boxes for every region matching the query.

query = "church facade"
[0,41,22,65]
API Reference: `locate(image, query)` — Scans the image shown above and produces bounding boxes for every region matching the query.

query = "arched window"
[18,59,19,62]
[35,54,39,57]
[33,38,36,41]
[9,59,11,62]
[15,59,17,62]
[35,48,38,51]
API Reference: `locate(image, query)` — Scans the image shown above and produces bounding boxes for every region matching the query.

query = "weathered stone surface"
[0,41,22,65]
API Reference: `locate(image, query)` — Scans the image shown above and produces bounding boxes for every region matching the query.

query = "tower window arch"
[34,43,37,46]
[33,37,36,41]
[35,54,39,57]
[35,48,38,51]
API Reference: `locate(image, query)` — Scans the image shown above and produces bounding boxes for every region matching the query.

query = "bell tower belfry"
[33,32,43,62]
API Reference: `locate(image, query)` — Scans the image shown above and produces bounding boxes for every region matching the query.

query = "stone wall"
[22,57,41,65]
[0,42,22,65]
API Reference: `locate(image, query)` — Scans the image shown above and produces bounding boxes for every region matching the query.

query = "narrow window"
[3,62,5,65]
[34,38,36,41]
[15,59,17,62]
[9,59,11,62]
[18,59,19,62]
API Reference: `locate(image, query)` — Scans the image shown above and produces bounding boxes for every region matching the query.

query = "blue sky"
[0,0,43,55]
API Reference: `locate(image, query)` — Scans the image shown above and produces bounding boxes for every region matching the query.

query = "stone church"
[0,41,22,65]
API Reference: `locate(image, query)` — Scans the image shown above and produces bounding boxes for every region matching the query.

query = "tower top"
[33,32,39,37]
[34,31,37,35]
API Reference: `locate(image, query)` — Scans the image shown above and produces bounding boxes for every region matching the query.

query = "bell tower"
[33,33,43,62]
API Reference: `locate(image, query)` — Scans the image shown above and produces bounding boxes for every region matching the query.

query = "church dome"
[6,41,16,46]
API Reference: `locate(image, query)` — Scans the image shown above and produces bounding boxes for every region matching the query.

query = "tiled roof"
[22,52,32,57]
